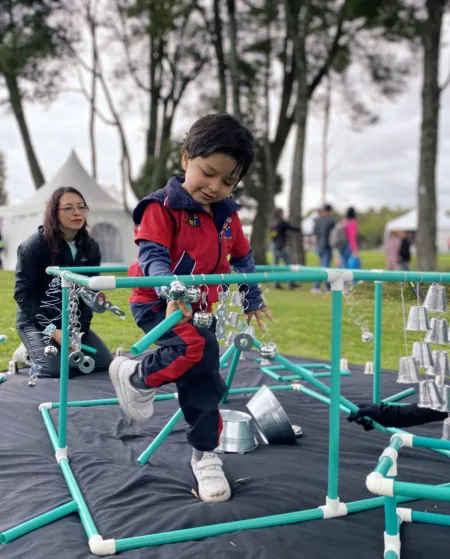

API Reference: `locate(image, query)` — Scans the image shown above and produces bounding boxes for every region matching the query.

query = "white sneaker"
[191,452,231,502]
[310,288,322,294]
[12,343,28,364]
[108,356,155,423]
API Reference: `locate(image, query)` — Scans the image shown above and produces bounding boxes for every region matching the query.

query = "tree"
[0,151,7,205]
[0,0,79,188]
[416,0,449,271]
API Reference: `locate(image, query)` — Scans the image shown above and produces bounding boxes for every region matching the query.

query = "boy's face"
[181,151,240,210]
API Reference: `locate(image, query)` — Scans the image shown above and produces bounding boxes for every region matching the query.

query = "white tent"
[0,151,138,270]
[384,207,450,253]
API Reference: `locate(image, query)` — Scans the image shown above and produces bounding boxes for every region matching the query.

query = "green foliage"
[0,0,79,102]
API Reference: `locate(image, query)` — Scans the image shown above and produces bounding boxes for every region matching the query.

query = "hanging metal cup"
[440,385,450,412]
[425,318,449,345]
[397,356,420,384]
[424,283,447,313]
[406,306,430,332]
[363,361,374,375]
[412,341,434,368]
[419,379,444,409]
[432,350,450,384]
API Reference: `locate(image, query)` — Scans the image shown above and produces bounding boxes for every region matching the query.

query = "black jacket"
[14,227,101,332]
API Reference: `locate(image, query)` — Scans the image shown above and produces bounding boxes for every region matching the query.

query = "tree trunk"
[416,0,445,271]
[4,72,45,188]
[226,0,242,120]
[213,0,227,112]
[146,35,161,159]
[285,1,310,265]
[88,6,98,180]
[251,190,271,264]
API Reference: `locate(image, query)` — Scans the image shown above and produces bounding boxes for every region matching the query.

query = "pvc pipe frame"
[4,265,449,555]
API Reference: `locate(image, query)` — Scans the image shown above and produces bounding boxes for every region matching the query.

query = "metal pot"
[246,385,297,445]
[215,410,258,454]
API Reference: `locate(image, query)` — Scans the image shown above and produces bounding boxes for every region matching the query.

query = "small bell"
[193,311,213,328]
[406,306,430,332]
[259,342,277,360]
[167,281,187,301]
[424,283,447,313]
[44,345,58,357]
[412,341,434,368]
[361,330,373,343]
[186,286,201,303]
[397,356,420,384]
[424,317,449,345]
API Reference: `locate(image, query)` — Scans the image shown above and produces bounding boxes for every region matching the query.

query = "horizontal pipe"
[411,435,450,451]
[59,265,128,273]
[381,388,415,404]
[387,427,450,458]
[411,510,450,526]
[131,308,188,355]
[49,393,177,409]
[80,344,98,355]
[393,481,450,502]
[0,501,78,544]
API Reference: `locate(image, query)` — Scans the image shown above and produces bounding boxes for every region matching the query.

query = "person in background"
[342,207,358,265]
[398,231,411,271]
[311,204,335,293]
[348,402,447,431]
[386,231,401,270]
[270,207,300,290]
[13,187,113,377]
[0,231,4,269]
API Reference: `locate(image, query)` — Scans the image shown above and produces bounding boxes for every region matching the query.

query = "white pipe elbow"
[89,535,116,556]
[366,472,394,497]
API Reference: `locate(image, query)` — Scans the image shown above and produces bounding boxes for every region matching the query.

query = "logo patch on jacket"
[186,212,201,227]
[223,218,232,239]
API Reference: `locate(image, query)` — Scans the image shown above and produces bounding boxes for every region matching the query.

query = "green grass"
[2,250,450,372]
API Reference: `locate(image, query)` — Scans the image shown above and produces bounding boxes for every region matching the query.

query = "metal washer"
[234,333,253,351]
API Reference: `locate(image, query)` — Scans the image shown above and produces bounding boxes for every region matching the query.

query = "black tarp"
[1,354,449,558]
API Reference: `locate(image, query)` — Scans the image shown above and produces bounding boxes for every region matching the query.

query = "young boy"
[109,113,272,502]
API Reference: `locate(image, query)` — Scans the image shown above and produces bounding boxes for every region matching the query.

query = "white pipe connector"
[319,497,348,519]
[366,472,394,497]
[380,447,398,477]
[327,270,353,291]
[384,532,401,558]
[39,402,53,411]
[391,433,413,448]
[89,535,116,556]
[61,277,72,289]
[396,507,412,523]
[291,383,302,391]
[88,276,117,291]
[55,447,69,464]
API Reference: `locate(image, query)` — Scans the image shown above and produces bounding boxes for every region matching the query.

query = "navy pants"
[132,304,226,452]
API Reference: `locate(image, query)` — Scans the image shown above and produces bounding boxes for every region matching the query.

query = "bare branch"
[440,53,450,91]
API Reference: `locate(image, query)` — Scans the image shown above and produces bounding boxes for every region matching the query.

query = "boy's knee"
[38,358,62,378]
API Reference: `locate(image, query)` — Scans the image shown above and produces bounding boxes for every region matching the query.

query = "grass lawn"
[2,249,450,373]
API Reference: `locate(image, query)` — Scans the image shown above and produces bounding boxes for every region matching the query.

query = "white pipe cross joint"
[327,270,353,291]
[319,497,348,519]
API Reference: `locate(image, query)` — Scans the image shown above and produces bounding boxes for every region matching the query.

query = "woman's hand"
[51,329,74,351]
[165,300,192,326]
[246,307,273,330]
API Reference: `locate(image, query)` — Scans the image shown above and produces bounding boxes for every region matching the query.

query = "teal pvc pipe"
[50,393,177,409]
[373,437,403,477]
[385,552,399,559]
[40,407,60,451]
[260,366,283,381]
[114,508,325,551]
[0,501,78,544]
[131,308,189,355]
[411,510,450,526]
[373,282,383,404]
[393,481,450,502]
[46,268,91,286]
[259,365,286,371]
[312,371,351,378]
[59,265,128,273]
[410,435,450,451]
[327,289,343,501]
[228,385,296,394]
[219,344,237,369]
[387,427,450,458]
[59,459,99,540]
[137,408,184,465]
[80,343,97,355]
[382,389,415,404]
[222,349,242,402]
[384,474,399,537]
[58,285,70,449]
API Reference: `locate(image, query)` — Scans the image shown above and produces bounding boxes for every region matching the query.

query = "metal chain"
[68,286,82,350]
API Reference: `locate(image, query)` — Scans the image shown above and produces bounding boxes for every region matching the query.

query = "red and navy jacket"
[128,176,264,313]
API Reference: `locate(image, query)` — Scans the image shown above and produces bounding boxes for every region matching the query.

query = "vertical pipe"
[222,349,242,402]
[373,281,383,404]
[327,288,343,501]
[58,281,71,449]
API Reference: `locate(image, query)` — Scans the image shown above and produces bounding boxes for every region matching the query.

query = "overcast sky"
[2,37,450,216]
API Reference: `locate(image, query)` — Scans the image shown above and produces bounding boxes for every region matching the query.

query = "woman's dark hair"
[43,186,90,265]
[182,113,254,182]
[347,207,356,220]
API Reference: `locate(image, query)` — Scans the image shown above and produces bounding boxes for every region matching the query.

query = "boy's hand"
[166,300,192,326]
[246,307,273,330]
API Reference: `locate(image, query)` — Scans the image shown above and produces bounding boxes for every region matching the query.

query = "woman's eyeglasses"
[58,205,89,215]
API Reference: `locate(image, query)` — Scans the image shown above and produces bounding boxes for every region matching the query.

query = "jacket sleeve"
[138,240,173,298]
[14,243,42,324]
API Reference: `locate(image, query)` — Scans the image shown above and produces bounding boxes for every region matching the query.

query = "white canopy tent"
[0,151,138,271]
[384,207,450,253]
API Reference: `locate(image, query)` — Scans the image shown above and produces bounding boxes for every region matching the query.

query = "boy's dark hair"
[346,206,356,219]
[182,113,254,182]
[323,203,333,213]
